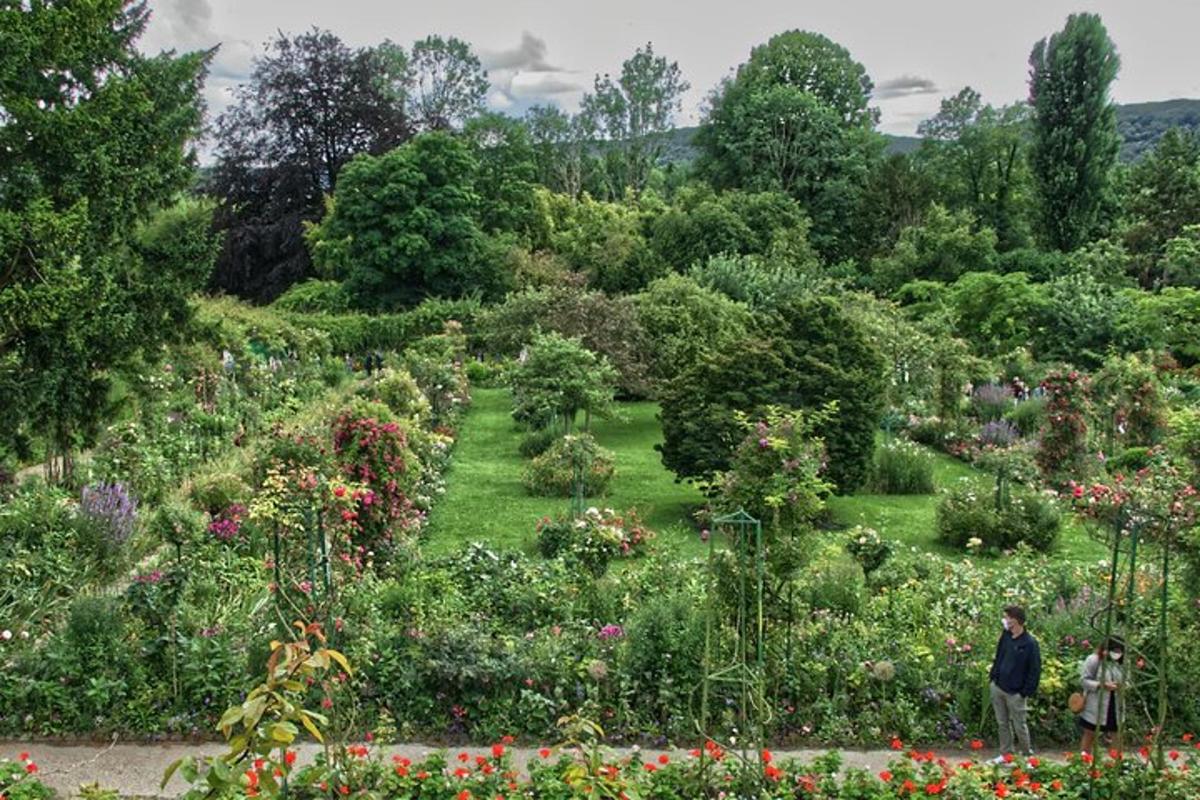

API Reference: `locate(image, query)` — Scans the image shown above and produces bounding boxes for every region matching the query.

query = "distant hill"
[662,99,1200,165]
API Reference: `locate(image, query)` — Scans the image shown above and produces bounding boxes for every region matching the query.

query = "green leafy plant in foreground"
[164,620,350,798]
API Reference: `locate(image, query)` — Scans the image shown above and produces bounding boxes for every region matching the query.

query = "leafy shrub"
[717,406,833,532]
[188,471,251,515]
[1005,397,1046,436]
[0,756,54,800]
[522,434,615,497]
[271,279,352,313]
[519,428,558,459]
[464,359,506,388]
[936,480,1061,552]
[358,368,431,425]
[509,332,617,433]
[1109,446,1153,473]
[908,416,975,450]
[147,500,206,550]
[869,439,935,494]
[845,526,893,575]
[1036,370,1091,483]
[331,405,424,545]
[806,558,865,616]
[536,507,652,576]
[970,383,1014,422]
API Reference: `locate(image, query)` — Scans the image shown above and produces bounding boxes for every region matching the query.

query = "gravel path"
[0,741,990,798]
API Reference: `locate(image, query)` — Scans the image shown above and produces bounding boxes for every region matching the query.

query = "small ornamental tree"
[509,332,618,433]
[717,405,834,535]
[1036,370,1092,485]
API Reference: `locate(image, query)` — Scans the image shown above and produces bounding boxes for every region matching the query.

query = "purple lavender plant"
[80,481,138,547]
[978,419,1020,448]
[971,383,1014,422]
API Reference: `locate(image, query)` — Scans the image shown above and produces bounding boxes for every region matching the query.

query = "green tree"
[942,271,1049,357]
[1028,13,1121,251]
[0,0,209,482]
[1123,128,1200,287]
[871,204,998,292]
[509,332,618,433]
[581,43,689,196]
[306,133,506,309]
[695,31,881,261]
[634,274,754,385]
[407,35,489,131]
[463,112,539,237]
[648,187,811,271]
[658,297,884,492]
[548,195,661,293]
[524,105,596,199]
[209,29,411,300]
[917,88,1033,250]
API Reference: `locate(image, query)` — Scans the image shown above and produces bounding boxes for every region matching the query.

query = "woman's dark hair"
[1004,605,1026,625]
[1100,636,1125,655]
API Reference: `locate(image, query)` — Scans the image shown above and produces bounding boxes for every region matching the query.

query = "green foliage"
[717,406,834,534]
[870,439,936,495]
[1116,287,1200,365]
[688,253,827,310]
[307,132,509,309]
[936,479,1061,553]
[660,297,884,492]
[648,187,812,270]
[189,472,252,515]
[695,30,880,261]
[522,433,616,497]
[844,525,892,574]
[479,284,651,397]
[580,42,690,196]
[633,274,754,384]
[509,332,618,433]
[658,338,791,487]
[1033,271,1128,367]
[871,204,998,292]
[0,1,209,480]
[917,88,1034,250]
[519,427,559,459]
[1123,127,1200,287]
[547,194,662,292]
[535,507,652,576]
[1029,13,1121,251]
[805,557,866,615]
[272,280,353,314]
[357,368,431,426]
[943,271,1049,356]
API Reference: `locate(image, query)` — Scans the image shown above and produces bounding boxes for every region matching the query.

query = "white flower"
[1,630,11,641]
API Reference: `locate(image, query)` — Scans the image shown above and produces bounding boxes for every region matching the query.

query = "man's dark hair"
[1004,605,1027,625]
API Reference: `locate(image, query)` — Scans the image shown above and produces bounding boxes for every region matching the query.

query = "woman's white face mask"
[1109,651,1123,662]
[1002,617,1011,631]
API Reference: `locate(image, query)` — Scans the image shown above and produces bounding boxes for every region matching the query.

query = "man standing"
[988,605,1041,762]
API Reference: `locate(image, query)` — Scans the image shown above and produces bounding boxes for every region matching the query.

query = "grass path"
[424,388,705,556]
[427,390,1106,564]
[829,440,1107,564]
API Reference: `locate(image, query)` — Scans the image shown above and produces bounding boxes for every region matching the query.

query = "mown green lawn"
[427,391,1107,565]
[829,439,1107,564]
[423,388,706,556]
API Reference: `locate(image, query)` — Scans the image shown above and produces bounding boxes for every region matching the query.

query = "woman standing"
[1079,637,1125,754]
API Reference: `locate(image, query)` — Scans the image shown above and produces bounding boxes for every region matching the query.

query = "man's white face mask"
[1002,617,1011,631]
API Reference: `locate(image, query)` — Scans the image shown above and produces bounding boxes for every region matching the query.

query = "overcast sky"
[140,0,1200,138]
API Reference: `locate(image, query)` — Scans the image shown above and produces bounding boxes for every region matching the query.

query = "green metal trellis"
[695,508,769,777]
[1086,504,1173,770]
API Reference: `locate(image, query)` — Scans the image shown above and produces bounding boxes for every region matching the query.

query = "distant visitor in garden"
[1078,637,1125,755]
[988,605,1042,761]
